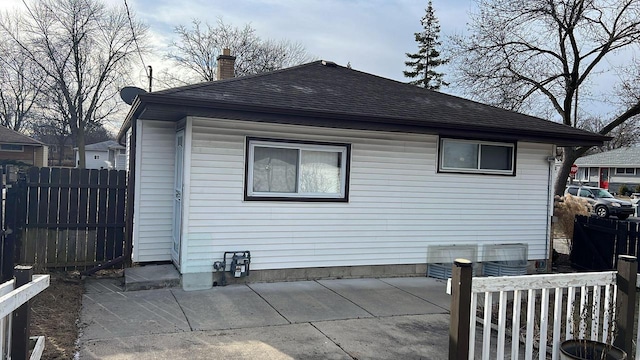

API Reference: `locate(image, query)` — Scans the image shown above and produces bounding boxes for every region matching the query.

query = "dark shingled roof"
[119,61,609,146]
[0,126,44,146]
[575,147,640,167]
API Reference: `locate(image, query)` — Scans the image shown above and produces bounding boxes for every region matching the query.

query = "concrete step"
[124,264,180,291]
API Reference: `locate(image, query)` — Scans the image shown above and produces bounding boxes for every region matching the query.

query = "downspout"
[545,149,556,272]
[123,120,137,266]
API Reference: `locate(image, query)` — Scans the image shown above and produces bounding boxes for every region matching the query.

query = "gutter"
[116,93,610,148]
[117,96,144,145]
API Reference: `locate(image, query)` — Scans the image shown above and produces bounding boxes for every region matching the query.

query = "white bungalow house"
[574,147,640,193]
[117,58,608,290]
[76,140,126,170]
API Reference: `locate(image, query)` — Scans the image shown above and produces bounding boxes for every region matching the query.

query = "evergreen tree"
[404,1,448,90]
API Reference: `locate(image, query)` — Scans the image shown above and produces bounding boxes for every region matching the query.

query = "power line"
[123,0,151,88]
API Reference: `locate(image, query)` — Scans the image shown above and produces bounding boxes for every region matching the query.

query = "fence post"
[614,255,636,353]
[2,179,20,283]
[11,265,33,360]
[449,258,472,360]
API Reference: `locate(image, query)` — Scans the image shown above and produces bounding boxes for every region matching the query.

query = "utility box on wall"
[213,251,251,286]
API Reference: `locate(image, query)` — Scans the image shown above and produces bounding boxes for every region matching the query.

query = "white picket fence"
[0,274,50,359]
[447,270,638,360]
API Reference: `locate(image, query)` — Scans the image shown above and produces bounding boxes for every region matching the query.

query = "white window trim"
[439,138,515,175]
[0,144,25,152]
[246,138,349,200]
[576,167,589,181]
[615,167,636,175]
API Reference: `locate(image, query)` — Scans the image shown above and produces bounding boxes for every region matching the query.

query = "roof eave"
[117,96,145,145]
[120,93,610,147]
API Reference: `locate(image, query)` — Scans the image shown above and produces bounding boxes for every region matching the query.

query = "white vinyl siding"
[180,117,553,274]
[80,150,109,169]
[133,120,176,262]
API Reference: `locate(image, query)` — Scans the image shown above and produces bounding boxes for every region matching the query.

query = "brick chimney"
[217,48,235,80]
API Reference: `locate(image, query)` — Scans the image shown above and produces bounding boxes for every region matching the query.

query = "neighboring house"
[75,140,126,170]
[574,147,640,193]
[48,144,75,167]
[117,59,607,290]
[0,126,49,167]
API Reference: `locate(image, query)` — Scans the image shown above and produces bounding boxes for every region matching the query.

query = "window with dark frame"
[615,167,635,175]
[245,138,350,201]
[0,144,24,152]
[439,138,515,175]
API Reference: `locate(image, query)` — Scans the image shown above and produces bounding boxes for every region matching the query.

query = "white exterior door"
[172,130,185,265]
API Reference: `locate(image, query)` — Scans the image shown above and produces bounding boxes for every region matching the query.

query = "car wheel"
[595,206,609,218]
[617,214,630,220]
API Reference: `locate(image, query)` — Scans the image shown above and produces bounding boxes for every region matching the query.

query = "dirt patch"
[31,272,83,360]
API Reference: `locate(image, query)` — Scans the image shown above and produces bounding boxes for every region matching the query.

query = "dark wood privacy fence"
[5,167,127,271]
[571,215,640,271]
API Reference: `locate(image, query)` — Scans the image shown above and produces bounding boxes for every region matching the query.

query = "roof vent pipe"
[217,48,236,80]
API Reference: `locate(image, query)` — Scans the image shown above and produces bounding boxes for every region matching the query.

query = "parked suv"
[565,185,635,220]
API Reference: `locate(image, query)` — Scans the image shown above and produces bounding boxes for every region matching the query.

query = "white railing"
[447,271,630,360]
[0,274,50,359]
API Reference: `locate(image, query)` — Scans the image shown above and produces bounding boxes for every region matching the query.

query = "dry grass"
[553,194,591,252]
[31,272,83,360]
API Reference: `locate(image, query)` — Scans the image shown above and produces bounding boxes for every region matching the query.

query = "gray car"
[565,185,635,220]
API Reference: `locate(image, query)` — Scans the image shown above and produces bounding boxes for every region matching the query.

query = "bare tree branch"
[450,0,640,195]
[0,0,148,167]
[165,18,314,83]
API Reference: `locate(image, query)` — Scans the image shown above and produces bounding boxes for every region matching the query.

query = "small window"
[245,138,350,201]
[119,149,126,155]
[615,168,635,175]
[439,138,515,175]
[0,144,24,152]
[567,187,578,196]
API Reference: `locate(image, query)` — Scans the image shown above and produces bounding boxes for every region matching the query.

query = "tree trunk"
[77,128,86,169]
[554,147,579,196]
[57,143,63,166]
[553,146,596,196]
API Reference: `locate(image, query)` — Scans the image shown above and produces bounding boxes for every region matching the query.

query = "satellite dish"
[119,86,147,105]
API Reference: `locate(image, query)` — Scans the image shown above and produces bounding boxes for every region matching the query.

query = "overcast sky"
[0,0,472,89]
[0,0,632,123]
[133,0,473,84]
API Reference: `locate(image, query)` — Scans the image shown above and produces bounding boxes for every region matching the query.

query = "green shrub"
[619,185,630,196]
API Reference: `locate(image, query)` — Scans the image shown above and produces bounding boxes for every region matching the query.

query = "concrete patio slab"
[313,313,450,360]
[125,264,180,291]
[379,277,451,311]
[248,281,373,323]
[85,277,123,294]
[80,323,352,360]
[79,277,461,359]
[317,278,446,317]
[81,289,190,340]
[170,285,290,331]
